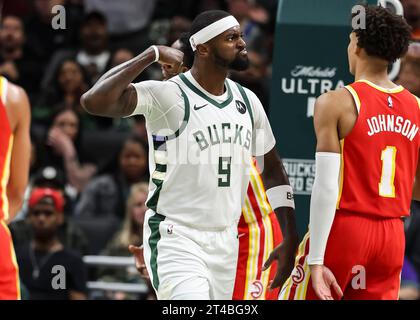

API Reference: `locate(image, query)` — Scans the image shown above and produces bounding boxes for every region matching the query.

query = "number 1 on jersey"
[379,146,397,198]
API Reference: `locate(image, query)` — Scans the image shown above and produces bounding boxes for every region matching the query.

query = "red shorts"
[279,210,405,300]
[233,211,283,300]
[0,220,20,300]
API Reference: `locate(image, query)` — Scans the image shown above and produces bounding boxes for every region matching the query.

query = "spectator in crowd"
[102,183,148,257]
[75,136,148,220]
[399,257,420,300]
[0,15,44,103]
[10,166,89,257]
[166,16,192,47]
[110,49,140,131]
[75,11,112,84]
[396,43,420,96]
[406,200,420,289]
[41,11,112,98]
[15,187,88,300]
[131,116,148,143]
[24,0,74,64]
[2,0,32,17]
[97,183,150,300]
[38,108,97,195]
[151,0,226,21]
[401,0,420,41]
[84,0,156,53]
[110,48,134,68]
[11,133,47,222]
[36,57,112,129]
[35,59,90,126]
[227,0,266,55]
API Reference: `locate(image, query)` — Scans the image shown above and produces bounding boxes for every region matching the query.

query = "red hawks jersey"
[0,76,11,221]
[337,80,420,218]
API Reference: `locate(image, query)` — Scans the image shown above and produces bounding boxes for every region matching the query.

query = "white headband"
[189,15,240,51]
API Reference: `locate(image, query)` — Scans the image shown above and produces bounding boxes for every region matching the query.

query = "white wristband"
[151,45,159,63]
[266,185,295,210]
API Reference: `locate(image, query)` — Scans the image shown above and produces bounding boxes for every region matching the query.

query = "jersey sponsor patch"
[235,100,247,114]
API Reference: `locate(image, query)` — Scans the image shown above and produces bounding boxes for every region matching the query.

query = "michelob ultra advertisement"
[270,0,382,236]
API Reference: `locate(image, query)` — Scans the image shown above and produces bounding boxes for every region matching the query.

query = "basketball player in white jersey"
[81,10,298,300]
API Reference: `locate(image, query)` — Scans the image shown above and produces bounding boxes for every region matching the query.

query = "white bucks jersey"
[132,71,276,229]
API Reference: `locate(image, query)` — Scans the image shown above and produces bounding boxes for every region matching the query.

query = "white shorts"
[143,209,239,300]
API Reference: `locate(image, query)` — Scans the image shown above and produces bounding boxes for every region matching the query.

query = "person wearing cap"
[9,166,89,257]
[14,187,88,300]
[81,10,298,300]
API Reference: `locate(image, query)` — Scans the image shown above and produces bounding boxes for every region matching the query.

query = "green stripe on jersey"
[147,212,165,290]
[179,73,233,109]
[155,164,167,172]
[147,178,164,212]
[161,82,191,141]
[235,82,254,130]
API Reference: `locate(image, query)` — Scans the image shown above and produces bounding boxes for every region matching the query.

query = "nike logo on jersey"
[193,104,208,111]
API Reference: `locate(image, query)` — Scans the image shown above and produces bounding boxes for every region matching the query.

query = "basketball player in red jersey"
[233,159,284,300]
[0,76,31,299]
[280,5,417,300]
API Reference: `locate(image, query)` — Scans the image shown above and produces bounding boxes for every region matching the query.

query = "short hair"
[178,32,194,69]
[352,5,411,63]
[82,11,107,27]
[189,10,231,41]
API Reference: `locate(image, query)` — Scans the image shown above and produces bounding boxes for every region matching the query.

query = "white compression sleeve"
[307,152,341,265]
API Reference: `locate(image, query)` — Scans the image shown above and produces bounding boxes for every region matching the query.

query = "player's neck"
[32,237,62,252]
[354,62,395,88]
[190,64,228,96]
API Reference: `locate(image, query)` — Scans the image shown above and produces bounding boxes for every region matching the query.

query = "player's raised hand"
[310,265,343,300]
[155,45,184,75]
[262,240,296,290]
[128,245,150,280]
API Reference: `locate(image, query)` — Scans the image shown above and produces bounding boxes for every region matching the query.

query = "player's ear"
[355,45,362,56]
[181,65,189,73]
[196,43,210,58]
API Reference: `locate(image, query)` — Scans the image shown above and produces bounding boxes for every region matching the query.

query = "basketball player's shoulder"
[1,80,30,132]
[134,79,180,92]
[4,80,30,114]
[133,78,185,106]
[229,80,256,99]
[412,93,420,110]
[229,80,262,109]
[315,88,354,117]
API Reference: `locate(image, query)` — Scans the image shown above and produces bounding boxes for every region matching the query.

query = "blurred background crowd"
[1,0,420,300]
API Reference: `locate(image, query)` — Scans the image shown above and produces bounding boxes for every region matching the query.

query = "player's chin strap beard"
[189,15,240,52]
